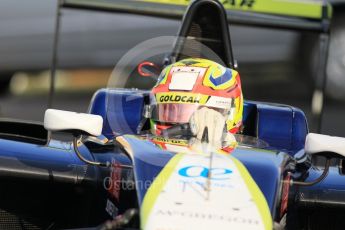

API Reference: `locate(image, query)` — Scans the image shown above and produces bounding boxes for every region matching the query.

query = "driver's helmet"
[149,58,243,135]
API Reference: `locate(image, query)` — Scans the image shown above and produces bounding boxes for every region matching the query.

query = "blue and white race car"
[0,1,344,230]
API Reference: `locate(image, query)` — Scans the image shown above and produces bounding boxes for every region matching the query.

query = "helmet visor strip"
[150,97,234,124]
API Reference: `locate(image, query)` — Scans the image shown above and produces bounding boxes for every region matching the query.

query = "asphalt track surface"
[1,62,345,137]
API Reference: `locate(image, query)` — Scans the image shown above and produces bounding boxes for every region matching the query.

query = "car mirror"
[305,133,345,158]
[137,61,160,78]
[44,109,103,137]
[292,132,345,187]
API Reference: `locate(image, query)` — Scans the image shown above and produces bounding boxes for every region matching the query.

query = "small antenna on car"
[201,127,213,200]
[311,0,331,133]
[49,0,63,109]
[47,0,63,142]
[206,149,214,201]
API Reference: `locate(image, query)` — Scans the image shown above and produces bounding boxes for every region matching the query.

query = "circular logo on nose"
[178,165,232,180]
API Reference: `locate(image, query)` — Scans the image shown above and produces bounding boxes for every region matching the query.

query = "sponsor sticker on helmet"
[205,96,233,109]
[155,92,209,104]
[169,71,199,91]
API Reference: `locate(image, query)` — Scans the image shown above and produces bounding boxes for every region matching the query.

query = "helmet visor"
[151,103,200,123]
[151,102,233,124]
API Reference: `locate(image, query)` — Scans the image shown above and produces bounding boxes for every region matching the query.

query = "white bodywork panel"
[144,153,267,230]
[305,133,345,158]
[44,109,103,136]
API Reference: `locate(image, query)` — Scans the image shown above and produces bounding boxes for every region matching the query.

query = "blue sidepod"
[232,147,289,215]
[118,136,174,205]
[0,137,99,184]
[0,132,135,228]
[297,166,345,208]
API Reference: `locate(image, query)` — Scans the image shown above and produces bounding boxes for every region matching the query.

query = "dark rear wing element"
[62,0,332,32]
